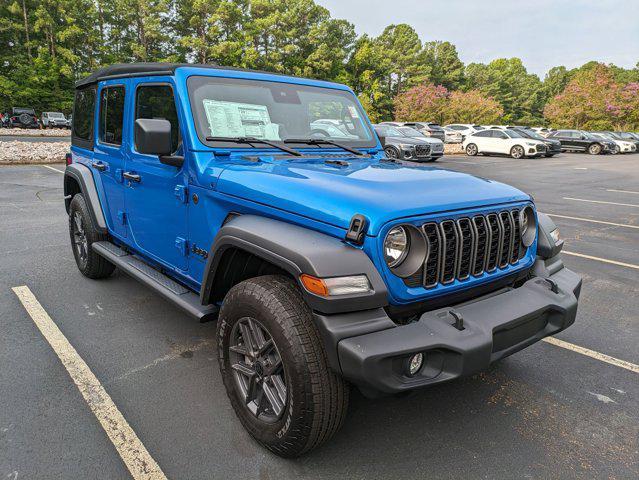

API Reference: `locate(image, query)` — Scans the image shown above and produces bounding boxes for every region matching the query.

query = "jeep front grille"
[404,208,527,289]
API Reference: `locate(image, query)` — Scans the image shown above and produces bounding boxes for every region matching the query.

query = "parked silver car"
[41,112,71,129]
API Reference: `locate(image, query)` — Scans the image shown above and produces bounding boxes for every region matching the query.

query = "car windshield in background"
[505,130,525,138]
[520,129,545,140]
[49,112,65,118]
[473,125,485,130]
[374,125,403,137]
[397,126,424,137]
[14,108,35,115]
[187,76,375,148]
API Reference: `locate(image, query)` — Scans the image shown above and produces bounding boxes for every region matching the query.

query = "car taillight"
[65,153,73,165]
[11,116,17,121]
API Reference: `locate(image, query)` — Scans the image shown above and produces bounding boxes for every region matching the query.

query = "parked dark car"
[5,107,40,129]
[512,127,562,157]
[402,121,446,142]
[373,124,436,161]
[547,129,614,155]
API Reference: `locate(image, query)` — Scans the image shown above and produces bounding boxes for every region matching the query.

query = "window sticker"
[203,100,280,140]
[347,105,359,118]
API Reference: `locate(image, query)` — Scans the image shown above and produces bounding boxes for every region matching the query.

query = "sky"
[315,0,639,79]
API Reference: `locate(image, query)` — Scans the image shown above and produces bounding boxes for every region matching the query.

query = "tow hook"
[449,310,465,331]
[544,278,559,294]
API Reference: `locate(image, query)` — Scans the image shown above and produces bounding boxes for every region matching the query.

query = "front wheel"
[588,143,602,155]
[465,143,478,156]
[217,275,349,458]
[510,145,525,159]
[384,146,400,159]
[613,145,620,155]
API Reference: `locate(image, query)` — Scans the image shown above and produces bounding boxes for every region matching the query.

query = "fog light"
[407,353,424,376]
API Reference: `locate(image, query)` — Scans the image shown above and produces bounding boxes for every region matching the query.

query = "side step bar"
[92,241,219,322]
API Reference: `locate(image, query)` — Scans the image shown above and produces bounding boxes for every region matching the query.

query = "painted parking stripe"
[563,197,639,208]
[563,251,639,270]
[606,188,639,195]
[41,164,64,174]
[12,286,167,480]
[543,337,639,374]
[547,213,639,230]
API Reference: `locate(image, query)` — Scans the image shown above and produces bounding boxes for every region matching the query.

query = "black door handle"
[91,161,107,171]
[122,172,141,182]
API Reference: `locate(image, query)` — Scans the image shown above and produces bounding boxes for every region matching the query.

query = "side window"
[135,85,180,153]
[99,86,125,146]
[72,86,96,146]
[475,130,491,138]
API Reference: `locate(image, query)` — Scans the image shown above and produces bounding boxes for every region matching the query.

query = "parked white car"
[591,132,636,154]
[41,112,71,129]
[394,125,445,157]
[443,123,485,140]
[442,127,463,143]
[463,128,547,159]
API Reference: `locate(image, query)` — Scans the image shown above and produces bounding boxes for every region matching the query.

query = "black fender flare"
[64,163,107,234]
[200,215,389,314]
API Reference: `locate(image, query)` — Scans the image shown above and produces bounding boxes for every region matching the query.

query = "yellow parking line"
[563,251,639,270]
[12,286,167,480]
[41,164,64,174]
[606,188,639,195]
[547,213,639,230]
[543,337,639,374]
[563,197,639,208]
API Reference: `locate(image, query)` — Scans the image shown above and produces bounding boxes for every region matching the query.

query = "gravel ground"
[0,140,69,164]
[0,128,70,137]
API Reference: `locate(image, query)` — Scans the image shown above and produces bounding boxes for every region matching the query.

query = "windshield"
[187,76,375,148]
[374,125,403,137]
[520,129,545,141]
[397,126,424,137]
[48,112,65,119]
[14,108,35,115]
[505,129,525,138]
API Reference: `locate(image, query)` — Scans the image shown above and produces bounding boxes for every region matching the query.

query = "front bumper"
[320,261,581,394]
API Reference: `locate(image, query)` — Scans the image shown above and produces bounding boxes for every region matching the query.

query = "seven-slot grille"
[404,208,527,289]
[414,144,431,157]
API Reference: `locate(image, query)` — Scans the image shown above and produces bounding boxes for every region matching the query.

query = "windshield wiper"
[284,138,364,156]
[205,136,302,156]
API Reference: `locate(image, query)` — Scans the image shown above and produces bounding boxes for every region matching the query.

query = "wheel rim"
[512,146,523,159]
[72,212,88,264]
[590,144,601,154]
[467,144,477,155]
[229,317,287,423]
[385,147,399,159]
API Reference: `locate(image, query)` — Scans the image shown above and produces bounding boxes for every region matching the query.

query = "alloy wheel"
[466,144,478,156]
[511,146,524,159]
[72,211,88,264]
[384,147,399,159]
[229,317,287,423]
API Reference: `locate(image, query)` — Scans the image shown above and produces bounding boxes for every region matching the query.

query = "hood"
[215,155,531,235]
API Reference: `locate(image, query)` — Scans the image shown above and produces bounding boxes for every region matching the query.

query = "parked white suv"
[41,112,70,129]
[463,129,547,159]
[444,124,485,140]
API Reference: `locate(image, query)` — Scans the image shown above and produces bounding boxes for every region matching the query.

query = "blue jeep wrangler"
[64,63,581,457]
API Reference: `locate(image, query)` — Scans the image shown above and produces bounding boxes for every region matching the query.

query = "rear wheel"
[465,143,478,156]
[588,143,602,155]
[68,194,115,279]
[217,275,349,458]
[510,145,525,159]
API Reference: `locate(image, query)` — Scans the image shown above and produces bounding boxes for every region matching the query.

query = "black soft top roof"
[74,62,304,88]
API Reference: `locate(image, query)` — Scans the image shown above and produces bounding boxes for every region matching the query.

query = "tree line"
[1,0,638,129]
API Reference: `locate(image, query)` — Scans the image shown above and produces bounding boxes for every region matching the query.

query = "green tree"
[543,66,571,98]
[420,41,464,89]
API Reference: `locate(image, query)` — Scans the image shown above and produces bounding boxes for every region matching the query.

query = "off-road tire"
[217,275,349,458]
[588,143,602,155]
[465,143,478,156]
[68,194,115,279]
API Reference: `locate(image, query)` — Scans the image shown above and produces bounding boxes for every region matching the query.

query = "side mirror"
[134,118,183,167]
[376,133,386,147]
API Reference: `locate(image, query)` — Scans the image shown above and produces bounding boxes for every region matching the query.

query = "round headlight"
[520,207,537,247]
[384,226,409,267]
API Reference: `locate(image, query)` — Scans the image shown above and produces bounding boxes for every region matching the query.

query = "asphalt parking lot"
[1,153,638,479]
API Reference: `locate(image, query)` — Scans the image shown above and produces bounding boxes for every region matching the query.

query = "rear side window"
[72,87,96,147]
[474,130,492,138]
[135,85,180,153]
[99,86,125,146]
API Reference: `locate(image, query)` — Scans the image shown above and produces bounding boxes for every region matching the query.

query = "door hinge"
[175,237,189,256]
[117,211,126,225]
[174,185,188,204]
